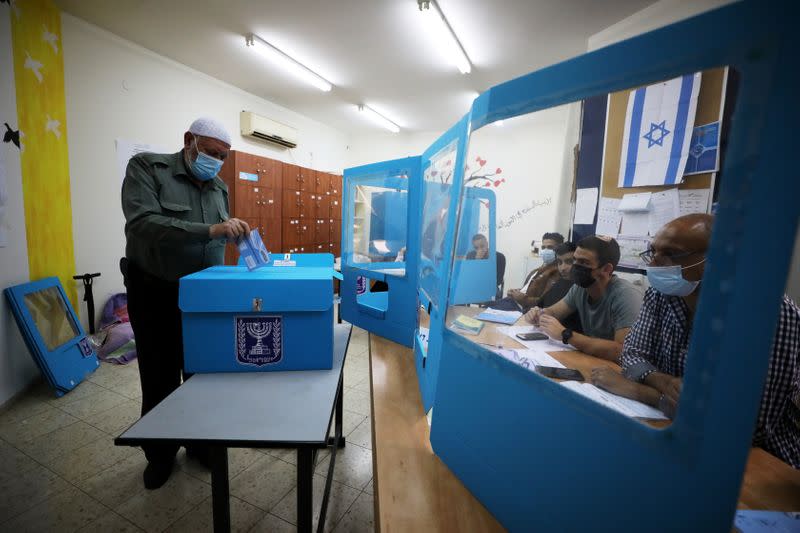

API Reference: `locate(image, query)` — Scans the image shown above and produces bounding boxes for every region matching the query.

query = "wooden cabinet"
[219,150,343,262]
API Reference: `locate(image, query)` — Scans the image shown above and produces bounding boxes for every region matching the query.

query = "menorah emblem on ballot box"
[235,316,283,366]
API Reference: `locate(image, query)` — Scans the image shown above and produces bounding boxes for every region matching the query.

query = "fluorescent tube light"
[418,1,471,74]
[358,105,400,133]
[246,34,332,92]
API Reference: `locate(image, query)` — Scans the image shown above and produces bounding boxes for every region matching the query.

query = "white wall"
[587,0,736,51]
[464,104,579,289]
[0,9,40,406]
[346,131,442,169]
[61,14,351,331]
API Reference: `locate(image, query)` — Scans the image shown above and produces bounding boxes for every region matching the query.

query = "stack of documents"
[451,315,484,335]
[475,308,522,325]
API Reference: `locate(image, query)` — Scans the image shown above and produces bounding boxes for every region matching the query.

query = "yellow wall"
[10,0,78,310]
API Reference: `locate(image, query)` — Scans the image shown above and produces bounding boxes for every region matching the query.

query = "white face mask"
[540,248,556,264]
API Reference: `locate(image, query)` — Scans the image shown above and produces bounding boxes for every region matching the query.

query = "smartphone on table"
[535,365,585,382]
[516,332,549,341]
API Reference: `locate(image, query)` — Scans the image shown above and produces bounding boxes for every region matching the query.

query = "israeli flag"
[618,73,702,188]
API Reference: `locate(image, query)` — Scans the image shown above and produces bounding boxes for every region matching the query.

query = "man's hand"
[210,218,250,241]
[646,372,683,405]
[539,314,565,340]
[509,289,526,305]
[524,306,543,325]
[591,368,631,395]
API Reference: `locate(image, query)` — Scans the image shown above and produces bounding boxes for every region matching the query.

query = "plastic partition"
[413,116,470,411]
[449,187,497,305]
[340,158,422,346]
[428,2,798,531]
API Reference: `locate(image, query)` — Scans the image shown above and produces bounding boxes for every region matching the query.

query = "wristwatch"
[561,328,574,345]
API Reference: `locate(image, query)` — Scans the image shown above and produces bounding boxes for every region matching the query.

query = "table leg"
[210,446,231,533]
[297,447,314,533]
[327,374,346,449]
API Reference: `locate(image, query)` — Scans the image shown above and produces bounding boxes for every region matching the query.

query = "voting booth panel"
[429,2,798,531]
[340,158,422,346]
[179,260,335,373]
[413,117,471,411]
[449,187,497,305]
[4,278,99,396]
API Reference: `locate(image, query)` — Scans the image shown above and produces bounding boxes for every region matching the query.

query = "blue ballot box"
[179,257,336,373]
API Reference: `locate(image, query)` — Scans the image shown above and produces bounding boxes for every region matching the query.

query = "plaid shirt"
[621,288,800,468]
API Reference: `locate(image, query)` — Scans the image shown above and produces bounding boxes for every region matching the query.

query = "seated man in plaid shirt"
[591,214,799,468]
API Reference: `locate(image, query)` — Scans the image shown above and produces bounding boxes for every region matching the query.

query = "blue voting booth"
[340,158,422,346]
[180,254,338,373]
[419,2,798,531]
[4,277,99,396]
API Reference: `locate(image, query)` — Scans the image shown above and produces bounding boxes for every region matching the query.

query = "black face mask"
[571,263,597,288]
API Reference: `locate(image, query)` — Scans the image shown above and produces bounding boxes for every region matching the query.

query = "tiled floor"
[0,325,375,532]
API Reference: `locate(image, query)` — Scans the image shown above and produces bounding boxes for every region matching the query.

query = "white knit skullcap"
[188,117,232,146]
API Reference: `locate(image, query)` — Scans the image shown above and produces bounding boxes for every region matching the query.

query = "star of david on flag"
[618,73,702,187]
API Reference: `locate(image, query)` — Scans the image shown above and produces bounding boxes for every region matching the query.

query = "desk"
[372,314,800,530]
[115,324,352,533]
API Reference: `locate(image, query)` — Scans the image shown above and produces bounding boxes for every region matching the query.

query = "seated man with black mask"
[539,242,581,332]
[524,235,643,361]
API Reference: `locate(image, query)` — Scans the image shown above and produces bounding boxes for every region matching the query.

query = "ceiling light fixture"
[417,0,472,74]
[358,104,400,133]
[246,33,332,92]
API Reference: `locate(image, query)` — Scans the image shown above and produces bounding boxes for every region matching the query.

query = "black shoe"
[186,446,212,469]
[143,460,174,490]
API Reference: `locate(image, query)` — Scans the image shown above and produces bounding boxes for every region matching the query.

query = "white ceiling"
[54,0,654,136]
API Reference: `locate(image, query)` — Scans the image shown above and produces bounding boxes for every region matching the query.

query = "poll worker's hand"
[524,306,543,326]
[210,218,250,241]
[509,289,526,305]
[646,372,683,406]
[591,368,633,396]
[539,314,565,341]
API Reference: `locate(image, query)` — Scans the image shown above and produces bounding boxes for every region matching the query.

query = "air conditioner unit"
[240,111,298,149]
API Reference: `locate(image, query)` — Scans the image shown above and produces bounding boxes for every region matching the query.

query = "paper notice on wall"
[621,212,649,236]
[617,236,650,269]
[618,192,652,212]
[595,197,622,237]
[678,189,711,216]
[573,187,599,225]
[116,139,169,182]
[648,188,680,236]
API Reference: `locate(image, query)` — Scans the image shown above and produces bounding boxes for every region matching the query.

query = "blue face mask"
[646,259,705,297]
[189,137,223,181]
[540,248,556,265]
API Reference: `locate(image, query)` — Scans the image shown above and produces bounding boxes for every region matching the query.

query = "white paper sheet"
[648,188,680,236]
[560,381,668,420]
[595,197,622,237]
[491,347,566,371]
[617,192,652,212]
[678,189,711,216]
[621,212,650,236]
[116,138,169,182]
[497,325,573,352]
[574,187,599,225]
[417,327,430,351]
[616,236,650,268]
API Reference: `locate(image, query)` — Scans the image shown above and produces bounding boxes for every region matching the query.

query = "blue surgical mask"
[540,248,556,265]
[646,259,705,297]
[189,137,223,181]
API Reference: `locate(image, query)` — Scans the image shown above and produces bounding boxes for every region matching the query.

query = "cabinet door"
[298,191,316,218]
[282,189,304,218]
[261,218,281,252]
[299,220,316,246]
[257,188,280,219]
[254,156,282,189]
[328,194,342,220]
[313,219,328,243]
[328,174,342,196]
[282,219,303,250]
[308,193,329,219]
[313,171,329,195]
[233,184,259,218]
[282,163,305,191]
[328,218,342,244]
[234,152,261,184]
